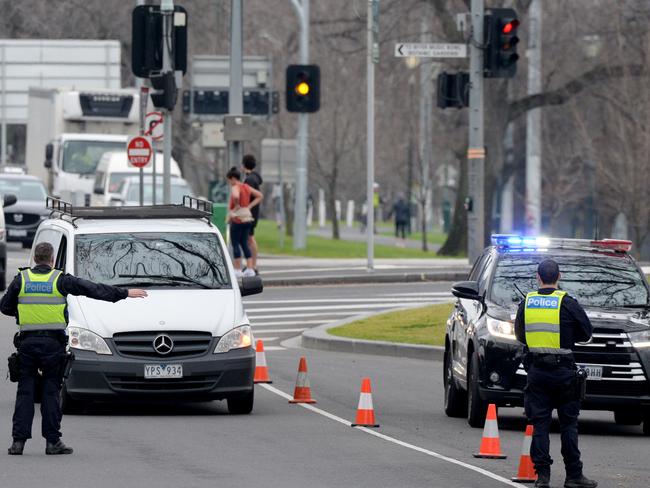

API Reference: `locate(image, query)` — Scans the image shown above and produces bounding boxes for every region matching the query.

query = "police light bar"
[491,235,632,253]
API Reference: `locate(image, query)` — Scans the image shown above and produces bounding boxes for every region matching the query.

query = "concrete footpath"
[260,256,470,286]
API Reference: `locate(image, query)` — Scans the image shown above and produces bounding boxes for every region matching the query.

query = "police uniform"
[0,264,128,454]
[514,287,595,487]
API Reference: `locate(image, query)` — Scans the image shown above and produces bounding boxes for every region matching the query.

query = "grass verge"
[328,303,454,346]
[255,220,451,258]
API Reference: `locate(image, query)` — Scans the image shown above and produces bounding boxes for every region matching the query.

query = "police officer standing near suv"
[1,242,148,456]
[514,259,597,488]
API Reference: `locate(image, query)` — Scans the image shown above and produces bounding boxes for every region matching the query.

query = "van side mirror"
[3,194,17,208]
[451,281,482,301]
[240,276,263,296]
[44,143,54,169]
[94,187,105,195]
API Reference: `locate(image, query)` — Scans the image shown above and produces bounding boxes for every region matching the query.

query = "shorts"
[249,218,258,236]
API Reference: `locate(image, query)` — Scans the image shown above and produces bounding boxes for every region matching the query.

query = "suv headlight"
[68,326,112,355]
[214,325,252,353]
[486,317,516,340]
[628,329,650,348]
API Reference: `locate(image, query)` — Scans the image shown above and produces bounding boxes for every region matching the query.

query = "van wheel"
[444,347,467,418]
[227,390,254,415]
[467,350,488,428]
[614,409,642,426]
[0,271,5,291]
[22,240,32,249]
[61,386,86,415]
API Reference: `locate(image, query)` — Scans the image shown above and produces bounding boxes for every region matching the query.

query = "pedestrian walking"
[226,167,263,278]
[388,193,410,247]
[1,242,148,456]
[241,154,263,274]
[514,259,598,488]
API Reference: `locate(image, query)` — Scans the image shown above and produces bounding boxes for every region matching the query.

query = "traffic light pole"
[467,0,485,263]
[228,0,244,173]
[291,0,309,250]
[161,0,174,204]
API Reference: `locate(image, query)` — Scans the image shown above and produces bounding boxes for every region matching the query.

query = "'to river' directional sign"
[394,43,467,59]
[126,135,153,168]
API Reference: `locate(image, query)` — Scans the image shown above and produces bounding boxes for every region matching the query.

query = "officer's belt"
[528,351,575,369]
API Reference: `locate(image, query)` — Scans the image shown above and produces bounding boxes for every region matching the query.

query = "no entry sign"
[126,135,153,168]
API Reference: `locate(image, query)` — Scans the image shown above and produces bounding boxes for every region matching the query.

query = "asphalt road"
[0,245,648,487]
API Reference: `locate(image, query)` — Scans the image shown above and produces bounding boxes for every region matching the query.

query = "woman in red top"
[226,167,263,278]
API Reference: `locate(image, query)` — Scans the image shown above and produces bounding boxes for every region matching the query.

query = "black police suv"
[444,235,650,435]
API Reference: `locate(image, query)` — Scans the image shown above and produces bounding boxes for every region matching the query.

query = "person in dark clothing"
[1,242,147,456]
[514,259,597,488]
[388,194,410,247]
[241,154,263,274]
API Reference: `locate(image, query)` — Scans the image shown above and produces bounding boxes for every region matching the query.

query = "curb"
[301,311,445,361]
[265,270,468,287]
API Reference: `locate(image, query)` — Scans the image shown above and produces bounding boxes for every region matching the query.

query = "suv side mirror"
[44,143,54,169]
[240,276,263,296]
[3,193,17,208]
[451,280,482,301]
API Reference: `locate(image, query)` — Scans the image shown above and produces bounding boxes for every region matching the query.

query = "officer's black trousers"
[524,365,583,479]
[12,335,65,443]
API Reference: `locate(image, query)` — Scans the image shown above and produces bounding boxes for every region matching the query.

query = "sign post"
[138,86,149,206]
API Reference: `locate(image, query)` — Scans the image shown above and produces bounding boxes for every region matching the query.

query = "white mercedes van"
[34,197,262,414]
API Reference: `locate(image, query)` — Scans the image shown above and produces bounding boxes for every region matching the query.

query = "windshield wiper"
[513,283,526,298]
[118,274,217,289]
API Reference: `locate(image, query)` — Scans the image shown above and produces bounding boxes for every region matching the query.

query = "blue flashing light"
[491,234,552,252]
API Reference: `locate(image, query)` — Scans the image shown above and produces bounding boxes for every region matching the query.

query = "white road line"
[247,302,448,313]
[259,384,523,488]
[246,312,368,320]
[249,320,326,326]
[245,297,450,305]
[263,346,285,351]
[253,328,307,334]
[253,336,279,342]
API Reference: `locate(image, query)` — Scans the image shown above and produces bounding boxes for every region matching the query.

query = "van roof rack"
[46,195,213,227]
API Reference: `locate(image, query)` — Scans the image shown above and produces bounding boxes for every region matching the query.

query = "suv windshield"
[0,178,47,201]
[491,253,649,308]
[62,141,124,174]
[75,232,230,289]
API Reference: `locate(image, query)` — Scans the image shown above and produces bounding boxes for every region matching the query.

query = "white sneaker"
[242,268,255,278]
[234,269,244,279]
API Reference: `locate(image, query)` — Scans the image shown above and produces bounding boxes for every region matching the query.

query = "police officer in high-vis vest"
[0,242,147,456]
[514,259,597,488]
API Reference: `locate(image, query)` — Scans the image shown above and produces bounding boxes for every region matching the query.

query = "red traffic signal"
[501,19,519,34]
[484,8,520,79]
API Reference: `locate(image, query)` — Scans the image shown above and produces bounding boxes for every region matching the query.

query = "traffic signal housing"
[286,65,320,113]
[150,72,177,111]
[484,8,520,78]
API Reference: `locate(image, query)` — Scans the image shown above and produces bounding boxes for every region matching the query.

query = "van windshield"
[125,181,190,204]
[61,141,124,174]
[75,232,230,289]
[490,253,649,309]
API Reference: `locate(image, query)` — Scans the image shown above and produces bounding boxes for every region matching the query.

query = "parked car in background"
[111,175,194,206]
[0,174,48,248]
[0,191,18,290]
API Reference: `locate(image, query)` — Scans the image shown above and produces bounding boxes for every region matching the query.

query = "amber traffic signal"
[286,65,320,113]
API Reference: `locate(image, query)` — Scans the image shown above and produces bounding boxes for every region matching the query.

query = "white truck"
[25,87,142,204]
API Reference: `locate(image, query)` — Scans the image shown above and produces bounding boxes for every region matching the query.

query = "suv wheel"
[467,350,488,428]
[444,347,467,417]
[227,389,254,415]
[614,409,642,426]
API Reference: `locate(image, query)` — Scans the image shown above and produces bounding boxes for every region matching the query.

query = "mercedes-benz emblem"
[153,334,174,355]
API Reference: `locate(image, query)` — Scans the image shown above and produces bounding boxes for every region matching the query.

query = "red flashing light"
[502,19,520,34]
[591,239,633,253]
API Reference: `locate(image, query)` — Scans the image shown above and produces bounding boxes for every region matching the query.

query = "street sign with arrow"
[394,43,467,58]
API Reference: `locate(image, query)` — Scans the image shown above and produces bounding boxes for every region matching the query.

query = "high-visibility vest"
[17,269,67,331]
[524,290,572,355]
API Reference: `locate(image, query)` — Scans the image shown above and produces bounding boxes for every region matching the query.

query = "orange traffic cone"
[253,340,272,384]
[473,404,507,459]
[512,425,536,483]
[289,356,316,404]
[351,377,379,428]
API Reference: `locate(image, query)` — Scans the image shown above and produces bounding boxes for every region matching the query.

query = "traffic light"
[286,65,320,113]
[484,8,520,78]
[150,72,177,111]
[437,72,469,109]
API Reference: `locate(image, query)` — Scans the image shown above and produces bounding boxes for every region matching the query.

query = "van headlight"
[486,317,516,340]
[68,326,112,355]
[628,329,650,348]
[214,325,252,353]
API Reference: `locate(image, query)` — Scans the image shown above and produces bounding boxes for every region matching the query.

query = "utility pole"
[136,0,145,207]
[467,0,485,263]
[161,0,174,204]
[290,0,309,250]
[525,0,542,235]
[228,0,244,170]
[366,0,379,271]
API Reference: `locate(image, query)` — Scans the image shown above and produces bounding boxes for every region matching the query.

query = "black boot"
[7,439,25,455]
[45,440,73,455]
[535,474,551,488]
[564,475,598,488]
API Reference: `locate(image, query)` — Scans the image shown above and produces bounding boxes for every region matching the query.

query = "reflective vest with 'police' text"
[17,269,67,331]
[524,290,572,355]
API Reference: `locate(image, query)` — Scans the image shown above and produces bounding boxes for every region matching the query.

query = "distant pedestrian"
[388,193,410,247]
[226,167,263,278]
[241,155,263,275]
